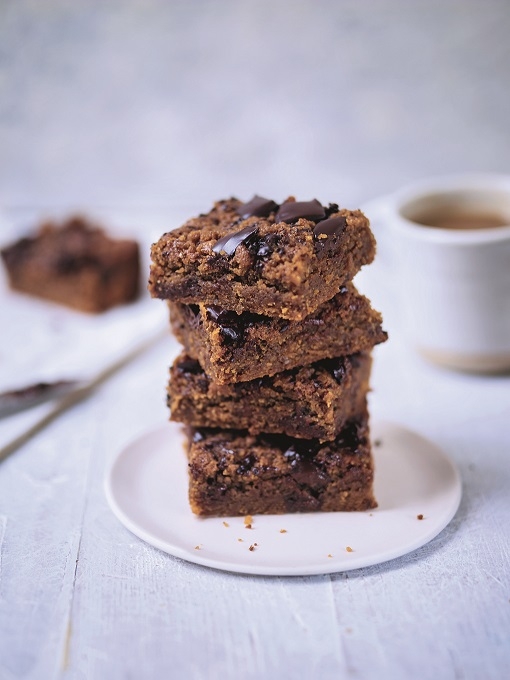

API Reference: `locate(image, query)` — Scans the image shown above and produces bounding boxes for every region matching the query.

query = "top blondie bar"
[149,195,375,320]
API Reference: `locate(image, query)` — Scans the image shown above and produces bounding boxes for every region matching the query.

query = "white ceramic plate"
[105,422,461,576]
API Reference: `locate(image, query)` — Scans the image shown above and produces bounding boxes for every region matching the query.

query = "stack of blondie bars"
[149,196,387,516]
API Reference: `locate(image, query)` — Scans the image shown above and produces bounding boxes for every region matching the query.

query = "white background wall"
[1,0,509,219]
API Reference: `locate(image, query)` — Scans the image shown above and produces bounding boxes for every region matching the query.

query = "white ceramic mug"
[380,174,510,373]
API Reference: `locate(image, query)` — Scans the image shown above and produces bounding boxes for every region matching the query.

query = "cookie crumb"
[222,521,229,528]
[237,538,243,542]
[346,546,354,553]
[417,514,424,520]
[327,554,333,558]
[249,544,256,552]
[374,439,382,447]
[194,545,201,550]
[244,515,253,529]
[369,513,373,516]
[280,529,287,534]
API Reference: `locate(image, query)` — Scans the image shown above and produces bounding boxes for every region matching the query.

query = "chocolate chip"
[205,305,222,323]
[236,195,279,219]
[212,224,259,256]
[314,216,347,238]
[236,454,256,474]
[275,200,326,224]
[314,357,346,383]
[336,420,363,452]
[332,362,346,383]
[283,442,327,487]
[245,233,281,261]
[177,357,203,375]
[325,203,340,217]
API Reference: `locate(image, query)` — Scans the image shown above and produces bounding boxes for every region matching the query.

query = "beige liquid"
[413,211,509,230]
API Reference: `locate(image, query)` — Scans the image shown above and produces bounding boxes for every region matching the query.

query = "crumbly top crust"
[150,196,373,288]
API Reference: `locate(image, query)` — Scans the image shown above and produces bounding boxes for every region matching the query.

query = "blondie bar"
[149,196,375,320]
[1,216,140,313]
[169,283,387,383]
[168,352,371,441]
[187,414,377,516]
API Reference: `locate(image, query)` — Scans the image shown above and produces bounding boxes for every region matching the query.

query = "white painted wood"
[1,2,510,679]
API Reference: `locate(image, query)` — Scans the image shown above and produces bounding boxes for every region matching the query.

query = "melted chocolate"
[275,200,326,224]
[335,419,363,452]
[236,195,279,219]
[316,357,347,383]
[177,357,203,375]
[324,203,340,217]
[245,232,281,261]
[283,441,328,488]
[206,306,245,345]
[313,216,347,237]
[236,454,256,475]
[212,224,259,256]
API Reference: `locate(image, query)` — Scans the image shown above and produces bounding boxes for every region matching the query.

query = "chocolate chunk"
[205,305,226,323]
[212,225,259,256]
[314,216,347,238]
[245,233,281,261]
[206,306,245,345]
[177,357,203,375]
[325,203,340,217]
[284,442,327,487]
[332,361,346,384]
[315,356,347,383]
[275,200,326,224]
[336,419,364,452]
[236,195,279,219]
[236,454,256,475]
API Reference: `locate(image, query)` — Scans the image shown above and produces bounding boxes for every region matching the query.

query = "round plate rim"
[104,422,462,576]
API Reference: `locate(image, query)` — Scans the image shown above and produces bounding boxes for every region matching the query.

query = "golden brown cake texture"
[168,283,386,384]
[168,352,371,441]
[187,414,377,517]
[149,196,376,320]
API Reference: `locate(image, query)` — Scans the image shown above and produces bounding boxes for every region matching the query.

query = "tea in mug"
[412,210,508,231]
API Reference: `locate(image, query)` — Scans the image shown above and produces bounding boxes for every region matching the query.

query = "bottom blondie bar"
[187,415,376,516]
